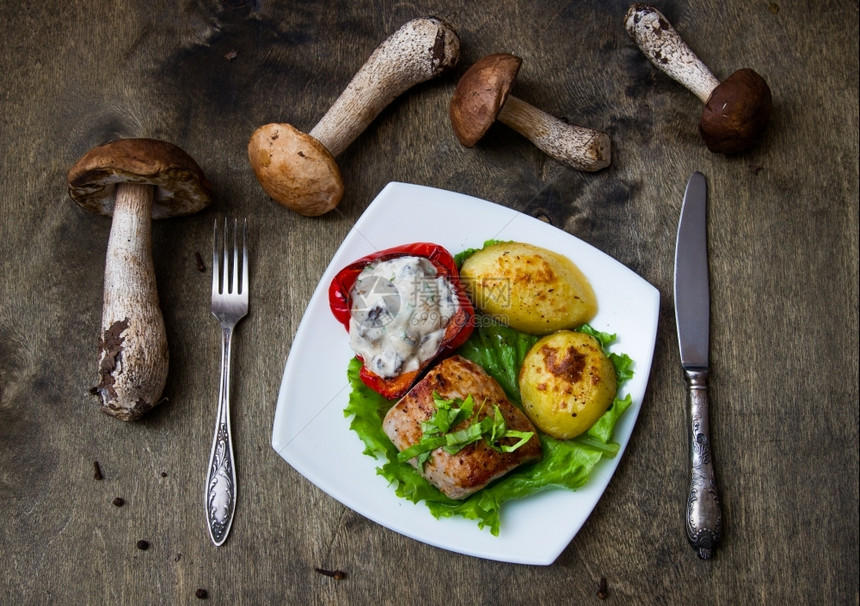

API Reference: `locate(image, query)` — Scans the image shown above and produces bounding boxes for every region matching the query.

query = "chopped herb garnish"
[397,393,534,470]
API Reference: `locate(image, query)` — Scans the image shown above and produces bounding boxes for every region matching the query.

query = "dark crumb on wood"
[112,497,125,507]
[315,567,347,580]
[195,251,206,272]
[93,461,103,480]
[195,588,209,599]
[136,540,150,550]
[161,471,168,478]
[597,576,608,599]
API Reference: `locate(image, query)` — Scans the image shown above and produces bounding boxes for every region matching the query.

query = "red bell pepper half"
[328,242,475,400]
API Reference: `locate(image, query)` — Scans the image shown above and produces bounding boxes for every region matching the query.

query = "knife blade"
[674,171,722,559]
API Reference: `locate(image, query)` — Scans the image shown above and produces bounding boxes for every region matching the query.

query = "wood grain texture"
[1,0,857,604]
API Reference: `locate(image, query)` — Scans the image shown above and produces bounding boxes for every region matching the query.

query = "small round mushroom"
[449,53,611,172]
[248,17,460,216]
[68,138,212,421]
[625,3,772,154]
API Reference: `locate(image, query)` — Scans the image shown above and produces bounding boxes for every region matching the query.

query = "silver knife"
[674,171,722,559]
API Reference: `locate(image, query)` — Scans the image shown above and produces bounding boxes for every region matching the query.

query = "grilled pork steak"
[382,355,542,499]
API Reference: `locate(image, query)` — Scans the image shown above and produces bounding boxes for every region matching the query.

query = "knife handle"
[684,367,722,559]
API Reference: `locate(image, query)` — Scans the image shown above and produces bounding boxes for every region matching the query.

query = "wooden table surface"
[2,1,857,604]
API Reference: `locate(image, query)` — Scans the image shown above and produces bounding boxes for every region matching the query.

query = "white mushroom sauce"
[348,256,460,378]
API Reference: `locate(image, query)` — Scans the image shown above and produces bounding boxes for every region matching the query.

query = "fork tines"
[212,218,248,300]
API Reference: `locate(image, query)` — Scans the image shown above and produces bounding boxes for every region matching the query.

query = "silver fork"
[205,217,248,546]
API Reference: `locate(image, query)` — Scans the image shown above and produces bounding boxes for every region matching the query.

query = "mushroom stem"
[96,182,168,421]
[625,4,720,103]
[497,95,611,172]
[308,16,460,157]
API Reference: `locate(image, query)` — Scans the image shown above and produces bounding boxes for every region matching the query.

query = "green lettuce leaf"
[454,321,538,405]
[343,321,634,535]
[453,239,504,267]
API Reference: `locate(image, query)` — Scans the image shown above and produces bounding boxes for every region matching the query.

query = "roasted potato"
[460,242,596,334]
[518,330,616,439]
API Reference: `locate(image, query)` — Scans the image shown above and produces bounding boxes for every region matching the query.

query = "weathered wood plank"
[1,1,857,604]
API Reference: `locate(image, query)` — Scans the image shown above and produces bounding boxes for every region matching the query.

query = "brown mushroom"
[625,4,772,154]
[248,17,460,216]
[68,138,212,421]
[449,53,611,172]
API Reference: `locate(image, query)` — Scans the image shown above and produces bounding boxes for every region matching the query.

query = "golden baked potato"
[460,242,596,335]
[518,330,617,439]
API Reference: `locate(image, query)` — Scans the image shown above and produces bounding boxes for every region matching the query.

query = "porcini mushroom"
[625,4,772,154]
[68,138,212,421]
[449,53,611,172]
[248,16,460,216]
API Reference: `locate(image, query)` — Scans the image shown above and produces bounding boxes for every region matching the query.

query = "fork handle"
[205,325,238,546]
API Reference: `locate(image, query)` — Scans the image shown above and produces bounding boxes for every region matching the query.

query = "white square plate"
[272,182,660,565]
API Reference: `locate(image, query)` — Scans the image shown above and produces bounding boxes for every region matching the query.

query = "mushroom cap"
[67,138,213,219]
[247,122,344,217]
[700,68,773,154]
[450,53,522,147]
